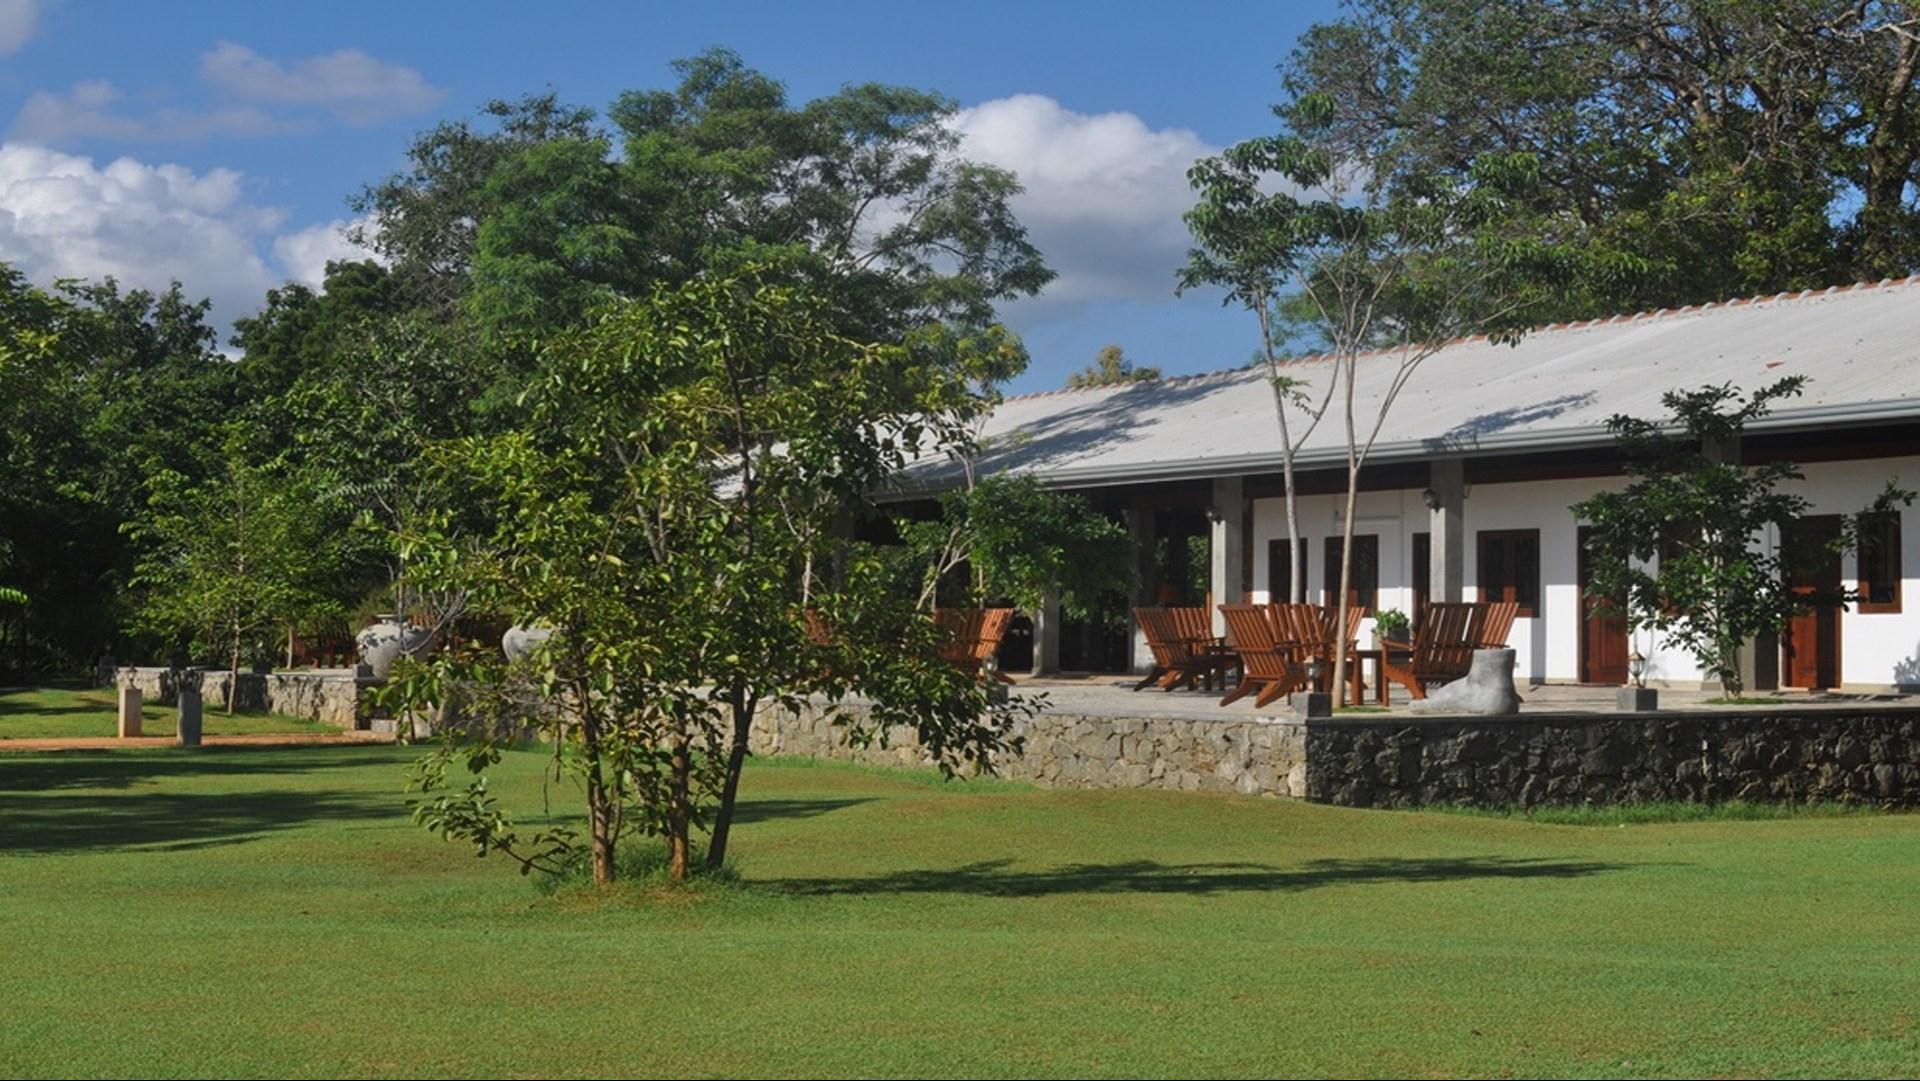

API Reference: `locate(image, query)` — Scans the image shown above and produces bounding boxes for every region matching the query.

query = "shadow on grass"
[0,786,407,854]
[727,798,873,825]
[0,745,395,793]
[774,855,1631,898]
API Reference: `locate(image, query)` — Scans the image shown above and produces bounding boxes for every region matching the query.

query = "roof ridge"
[1002,273,1920,397]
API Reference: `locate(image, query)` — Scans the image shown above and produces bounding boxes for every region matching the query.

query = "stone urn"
[355,615,432,680]
[501,623,555,662]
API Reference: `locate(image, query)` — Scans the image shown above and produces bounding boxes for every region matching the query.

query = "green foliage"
[901,474,1133,619]
[1374,608,1410,640]
[1573,379,1914,695]
[1066,343,1161,389]
[0,268,249,676]
[124,426,346,697]
[1282,0,1920,313]
[358,49,1053,350]
[384,271,1035,886]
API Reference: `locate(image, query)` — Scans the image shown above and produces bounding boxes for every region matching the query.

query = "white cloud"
[200,41,444,125]
[11,80,283,144]
[0,143,373,328]
[272,215,380,289]
[951,95,1219,314]
[0,0,37,56]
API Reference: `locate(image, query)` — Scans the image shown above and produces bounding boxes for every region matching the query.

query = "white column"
[1126,499,1156,673]
[1030,586,1061,676]
[1429,458,1466,602]
[1210,476,1245,636]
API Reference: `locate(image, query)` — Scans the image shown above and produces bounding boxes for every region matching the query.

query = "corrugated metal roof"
[902,275,1920,491]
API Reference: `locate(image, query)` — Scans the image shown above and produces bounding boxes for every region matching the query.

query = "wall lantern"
[1628,648,1647,689]
[1421,487,1441,511]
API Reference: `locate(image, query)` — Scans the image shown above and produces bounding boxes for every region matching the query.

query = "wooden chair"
[934,607,1016,683]
[1132,607,1232,692]
[1217,604,1308,708]
[1274,604,1366,691]
[1380,601,1477,700]
[1471,601,1520,649]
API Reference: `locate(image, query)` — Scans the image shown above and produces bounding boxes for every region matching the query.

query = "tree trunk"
[227,633,240,715]
[581,711,617,886]
[1331,465,1361,706]
[666,735,692,881]
[706,694,756,872]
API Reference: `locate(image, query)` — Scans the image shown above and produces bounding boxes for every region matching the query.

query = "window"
[1477,529,1540,618]
[1859,511,1902,613]
[1324,534,1379,610]
[1267,538,1308,602]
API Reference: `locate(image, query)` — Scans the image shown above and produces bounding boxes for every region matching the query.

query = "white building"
[907,276,1920,691]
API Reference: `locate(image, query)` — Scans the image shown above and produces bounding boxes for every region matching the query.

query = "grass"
[0,685,326,740]
[3,748,1919,1078]
[1431,799,1882,826]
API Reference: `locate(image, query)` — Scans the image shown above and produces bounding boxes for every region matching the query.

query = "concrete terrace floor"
[1006,672,1920,720]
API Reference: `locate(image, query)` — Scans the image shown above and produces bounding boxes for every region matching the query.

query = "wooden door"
[1577,526,1629,684]
[1783,515,1843,690]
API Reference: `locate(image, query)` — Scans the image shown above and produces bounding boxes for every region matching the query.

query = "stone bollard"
[175,675,204,748]
[116,683,143,738]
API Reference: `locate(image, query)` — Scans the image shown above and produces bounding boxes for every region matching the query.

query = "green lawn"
[0,685,326,739]
[3,747,1918,1078]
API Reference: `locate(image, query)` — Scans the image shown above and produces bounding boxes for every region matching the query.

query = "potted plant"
[1373,608,1411,650]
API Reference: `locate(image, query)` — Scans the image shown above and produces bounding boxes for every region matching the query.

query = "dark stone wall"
[1304,710,1920,809]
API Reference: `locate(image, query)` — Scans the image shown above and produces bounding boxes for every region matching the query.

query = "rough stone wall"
[751,703,1308,797]
[1305,711,1920,808]
[116,667,371,729]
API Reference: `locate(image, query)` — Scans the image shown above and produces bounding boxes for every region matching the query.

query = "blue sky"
[0,1,1337,392]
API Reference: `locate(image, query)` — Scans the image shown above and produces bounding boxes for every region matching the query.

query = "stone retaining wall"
[752,703,1309,797]
[1304,710,1920,808]
[116,667,372,729]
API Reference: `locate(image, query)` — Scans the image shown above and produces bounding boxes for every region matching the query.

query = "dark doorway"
[1577,526,1629,684]
[1783,515,1843,690]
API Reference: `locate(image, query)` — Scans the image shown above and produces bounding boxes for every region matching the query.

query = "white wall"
[1247,454,1920,689]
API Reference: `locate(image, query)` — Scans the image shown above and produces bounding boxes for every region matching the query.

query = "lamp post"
[1619,643,1657,712]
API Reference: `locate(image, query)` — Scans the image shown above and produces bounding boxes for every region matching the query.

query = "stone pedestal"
[175,683,203,748]
[1616,686,1659,712]
[1294,691,1332,719]
[116,685,143,738]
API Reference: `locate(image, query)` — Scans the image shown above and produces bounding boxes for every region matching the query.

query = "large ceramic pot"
[356,615,432,680]
[501,623,555,662]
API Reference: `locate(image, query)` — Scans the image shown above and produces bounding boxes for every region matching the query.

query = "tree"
[1284,1,1920,313]
[1066,344,1161,389]
[357,49,1053,354]
[1182,155,1343,605]
[1572,378,1911,696]
[1187,91,1605,699]
[899,474,1134,617]
[386,271,1030,886]
[279,311,497,641]
[127,428,341,711]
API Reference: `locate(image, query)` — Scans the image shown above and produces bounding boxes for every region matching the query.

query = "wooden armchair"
[1217,604,1308,708]
[1380,601,1477,700]
[1132,607,1232,692]
[1471,601,1520,649]
[934,607,1016,683]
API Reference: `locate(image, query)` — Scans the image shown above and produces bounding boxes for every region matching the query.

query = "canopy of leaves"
[1284,0,1920,317]
[1066,344,1161,389]
[356,48,1053,355]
